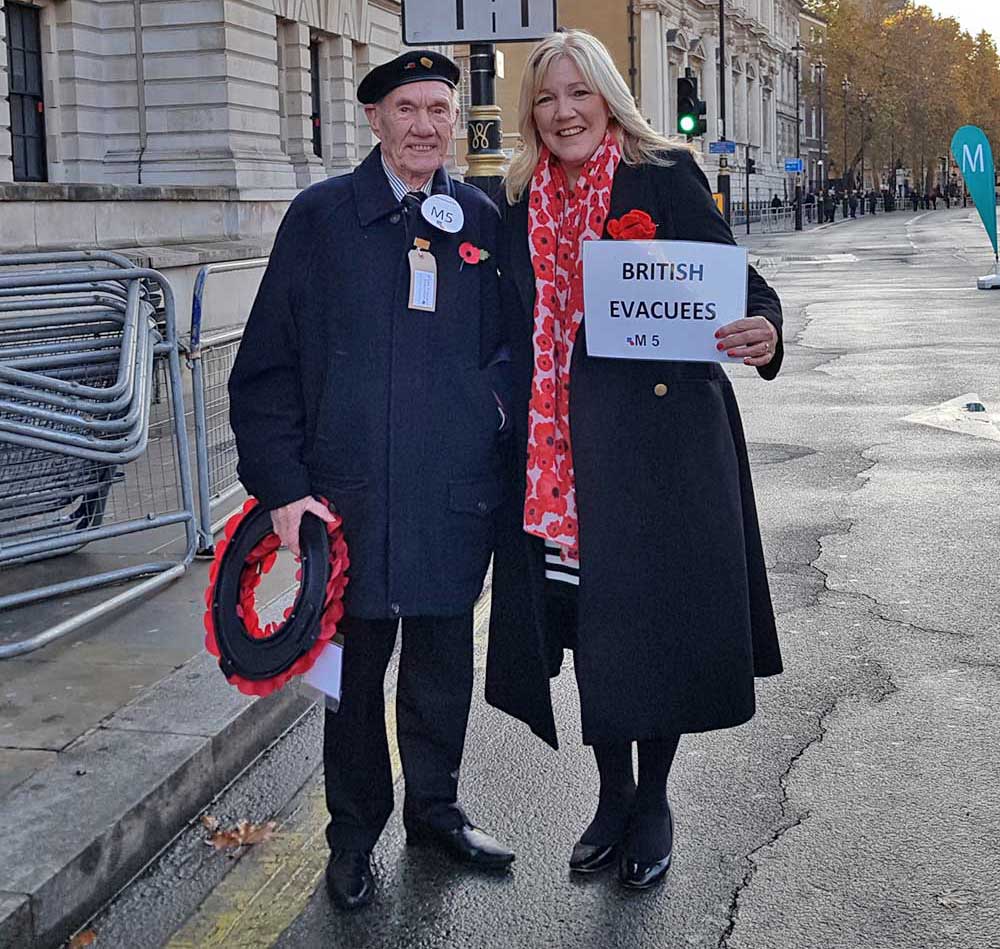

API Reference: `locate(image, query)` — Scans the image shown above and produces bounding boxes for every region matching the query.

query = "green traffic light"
[678,114,697,134]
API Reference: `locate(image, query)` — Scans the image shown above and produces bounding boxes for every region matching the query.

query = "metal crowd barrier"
[758,207,796,233]
[184,258,268,554]
[0,251,198,658]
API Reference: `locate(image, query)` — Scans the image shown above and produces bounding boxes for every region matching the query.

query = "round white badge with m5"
[422,194,465,234]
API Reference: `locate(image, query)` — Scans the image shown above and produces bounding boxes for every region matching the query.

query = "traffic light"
[676,71,707,138]
[747,157,757,175]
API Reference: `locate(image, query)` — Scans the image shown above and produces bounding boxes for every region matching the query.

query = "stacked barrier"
[0,251,197,658]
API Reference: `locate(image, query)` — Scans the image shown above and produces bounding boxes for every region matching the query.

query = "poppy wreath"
[203,498,349,697]
[607,209,657,240]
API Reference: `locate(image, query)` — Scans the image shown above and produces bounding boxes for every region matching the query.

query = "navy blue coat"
[486,152,783,748]
[229,147,506,619]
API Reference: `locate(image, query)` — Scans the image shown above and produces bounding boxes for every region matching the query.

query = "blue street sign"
[784,158,804,173]
[709,140,737,155]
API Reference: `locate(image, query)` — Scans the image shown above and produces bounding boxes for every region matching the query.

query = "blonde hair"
[505,30,693,204]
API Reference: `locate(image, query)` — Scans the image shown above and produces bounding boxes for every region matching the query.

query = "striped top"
[381,153,434,202]
[545,541,580,586]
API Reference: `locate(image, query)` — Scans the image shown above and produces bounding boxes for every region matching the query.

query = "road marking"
[904,393,999,442]
[166,587,492,948]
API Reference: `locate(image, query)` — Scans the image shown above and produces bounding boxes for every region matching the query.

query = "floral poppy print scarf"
[523,132,621,561]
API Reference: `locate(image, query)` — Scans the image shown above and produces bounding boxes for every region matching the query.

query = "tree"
[806,1,1000,192]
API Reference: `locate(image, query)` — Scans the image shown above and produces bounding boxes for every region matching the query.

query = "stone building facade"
[487,0,804,207]
[800,6,827,193]
[0,0,402,195]
[636,0,804,206]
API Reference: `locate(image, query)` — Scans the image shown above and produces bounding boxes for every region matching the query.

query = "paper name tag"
[408,248,437,311]
[421,194,464,233]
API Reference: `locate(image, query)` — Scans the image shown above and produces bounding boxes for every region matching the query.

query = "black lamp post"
[792,41,804,230]
[814,58,827,191]
[717,0,731,225]
[840,76,851,193]
[857,89,870,195]
[465,44,505,199]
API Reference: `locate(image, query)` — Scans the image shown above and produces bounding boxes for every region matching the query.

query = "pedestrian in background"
[849,191,858,218]
[824,189,836,222]
[486,29,784,892]
[229,49,514,912]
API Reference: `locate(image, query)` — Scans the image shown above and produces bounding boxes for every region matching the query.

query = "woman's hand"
[715,316,779,367]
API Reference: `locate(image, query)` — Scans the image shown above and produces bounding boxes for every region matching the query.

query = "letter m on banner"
[951,125,998,259]
[962,143,985,174]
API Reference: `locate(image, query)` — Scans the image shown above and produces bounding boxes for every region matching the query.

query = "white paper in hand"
[583,239,748,362]
[301,639,343,711]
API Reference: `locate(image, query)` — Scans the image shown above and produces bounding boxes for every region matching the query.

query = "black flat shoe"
[618,805,673,890]
[569,841,617,873]
[618,851,671,889]
[325,849,375,910]
[407,821,515,868]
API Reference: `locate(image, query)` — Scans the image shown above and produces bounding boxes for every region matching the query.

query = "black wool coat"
[229,147,507,620]
[485,151,783,748]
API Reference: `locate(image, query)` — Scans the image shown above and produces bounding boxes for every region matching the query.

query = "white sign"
[402,0,558,45]
[422,194,465,233]
[582,240,748,362]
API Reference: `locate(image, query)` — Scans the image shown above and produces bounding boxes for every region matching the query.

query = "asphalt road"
[87,207,1000,949]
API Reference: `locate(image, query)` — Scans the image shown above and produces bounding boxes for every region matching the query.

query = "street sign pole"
[401,0,558,198]
[746,146,751,236]
[466,43,505,198]
[717,0,731,226]
[793,43,803,231]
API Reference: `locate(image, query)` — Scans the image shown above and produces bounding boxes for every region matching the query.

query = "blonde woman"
[486,30,784,889]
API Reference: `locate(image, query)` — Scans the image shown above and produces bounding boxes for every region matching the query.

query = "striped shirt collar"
[381,151,434,202]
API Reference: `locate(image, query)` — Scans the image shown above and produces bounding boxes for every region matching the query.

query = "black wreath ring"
[204,498,350,696]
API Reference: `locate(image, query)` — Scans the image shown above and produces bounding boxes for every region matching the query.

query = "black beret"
[357,49,460,105]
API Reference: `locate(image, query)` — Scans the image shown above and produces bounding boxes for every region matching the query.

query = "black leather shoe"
[569,841,617,873]
[407,822,515,868]
[618,806,673,890]
[325,849,375,910]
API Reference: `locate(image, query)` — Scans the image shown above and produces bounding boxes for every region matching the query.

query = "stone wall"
[0,0,402,193]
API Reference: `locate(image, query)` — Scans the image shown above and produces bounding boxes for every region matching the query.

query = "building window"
[5,1,47,182]
[310,39,322,158]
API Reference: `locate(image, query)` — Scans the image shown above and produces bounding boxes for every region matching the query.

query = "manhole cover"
[748,442,816,465]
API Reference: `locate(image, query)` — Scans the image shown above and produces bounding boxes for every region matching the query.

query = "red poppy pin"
[607,209,657,240]
[459,241,490,267]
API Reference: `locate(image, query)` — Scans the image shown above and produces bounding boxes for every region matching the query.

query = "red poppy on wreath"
[458,241,490,265]
[608,208,657,240]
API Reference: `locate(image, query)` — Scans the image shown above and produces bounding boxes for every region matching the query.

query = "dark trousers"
[323,612,474,852]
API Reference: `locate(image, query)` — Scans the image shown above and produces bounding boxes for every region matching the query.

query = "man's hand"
[715,316,779,368]
[270,496,337,558]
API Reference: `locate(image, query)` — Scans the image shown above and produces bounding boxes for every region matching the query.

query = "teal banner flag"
[951,125,998,260]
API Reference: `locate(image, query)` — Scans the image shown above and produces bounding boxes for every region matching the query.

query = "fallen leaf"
[68,931,97,948]
[200,814,219,833]
[241,821,276,845]
[206,818,277,851]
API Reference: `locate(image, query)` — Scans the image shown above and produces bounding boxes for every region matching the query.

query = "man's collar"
[354,145,455,226]
[380,152,433,202]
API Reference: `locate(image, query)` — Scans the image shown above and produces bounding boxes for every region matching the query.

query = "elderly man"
[228,49,512,911]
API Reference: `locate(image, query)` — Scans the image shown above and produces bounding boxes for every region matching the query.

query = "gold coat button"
[653,383,669,397]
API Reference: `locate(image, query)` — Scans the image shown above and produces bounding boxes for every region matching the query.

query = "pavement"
[4,205,1000,949]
